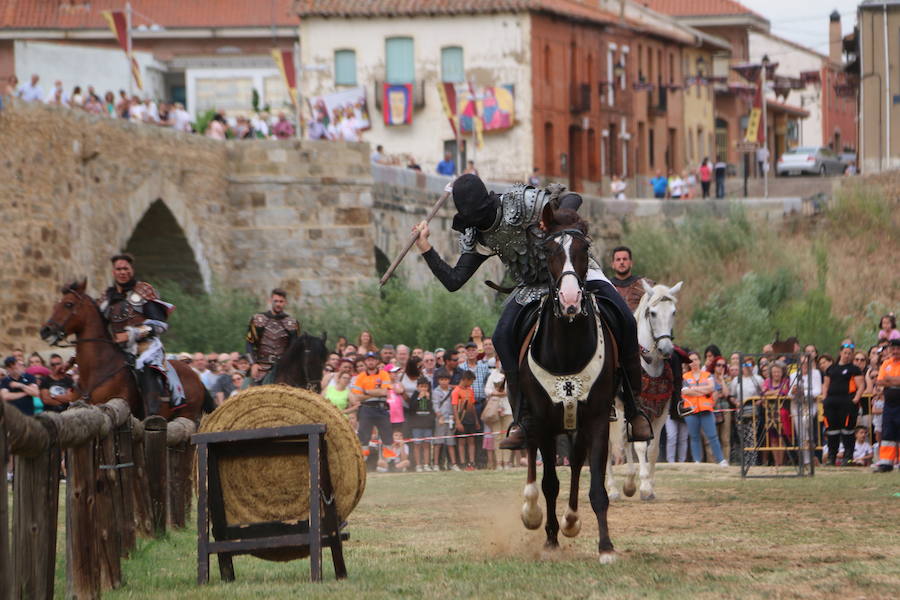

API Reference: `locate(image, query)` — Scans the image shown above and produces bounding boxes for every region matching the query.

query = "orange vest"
[682,370,715,413]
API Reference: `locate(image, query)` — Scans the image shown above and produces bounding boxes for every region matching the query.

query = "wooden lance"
[379,189,451,286]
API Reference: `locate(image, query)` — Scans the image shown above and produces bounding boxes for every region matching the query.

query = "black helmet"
[451,174,498,232]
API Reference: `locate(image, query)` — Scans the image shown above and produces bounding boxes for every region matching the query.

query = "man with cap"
[873,339,900,472]
[97,253,175,416]
[1,356,41,416]
[460,341,491,414]
[412,174,653,449]
[351,351,394,451]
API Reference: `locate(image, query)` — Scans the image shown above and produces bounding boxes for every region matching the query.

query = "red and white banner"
[101,11,142,90]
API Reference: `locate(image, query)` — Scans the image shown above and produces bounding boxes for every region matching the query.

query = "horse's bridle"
[543,229,590,319]
[45,287,117,349]
[641,301,675,361]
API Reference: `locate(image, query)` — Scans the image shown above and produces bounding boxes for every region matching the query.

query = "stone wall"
[0,100,377,352]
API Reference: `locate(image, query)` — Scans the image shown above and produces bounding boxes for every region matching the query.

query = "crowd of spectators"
[4,314,897,477]
[3,73,298,140]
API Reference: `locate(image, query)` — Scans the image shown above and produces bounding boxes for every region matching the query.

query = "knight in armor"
[245,288,298,385]
[98,253,176,416]
[609,245,655,312]
[412,174,653,449]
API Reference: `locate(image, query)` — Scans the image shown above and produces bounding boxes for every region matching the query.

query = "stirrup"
[499,424,528,450]
[626,411,654,443]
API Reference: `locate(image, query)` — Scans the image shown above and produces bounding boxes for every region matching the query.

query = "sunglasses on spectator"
[841,343,855,349]
[853,358,866,362]
[715,362,726,367]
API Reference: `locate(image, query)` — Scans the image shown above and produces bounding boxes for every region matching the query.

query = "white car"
[776,147,845,176]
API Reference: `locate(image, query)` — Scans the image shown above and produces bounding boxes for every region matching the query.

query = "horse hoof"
[521,502,543,530]
[598,551,617,565]
[561,509,581,537]
[521,483,542,529]
[623,481,636,497]
[640,490,656,501]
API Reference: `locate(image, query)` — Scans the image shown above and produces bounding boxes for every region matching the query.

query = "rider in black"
[413,175,652,449]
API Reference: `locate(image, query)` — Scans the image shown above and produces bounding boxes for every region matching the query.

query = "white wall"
[748,32,824,149]
[300,13,533,181]
[14,40,165,100]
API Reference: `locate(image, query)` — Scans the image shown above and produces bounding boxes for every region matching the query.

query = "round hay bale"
[198,384,365,561]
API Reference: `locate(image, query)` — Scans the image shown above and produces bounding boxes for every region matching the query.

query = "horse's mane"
[635,283,677,315]
[274,332,329,389]
[548,208,589,236]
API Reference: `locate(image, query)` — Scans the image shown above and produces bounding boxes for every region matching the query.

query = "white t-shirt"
[485,369,511,416]
[171,108,193,132]
[669,177,684,197]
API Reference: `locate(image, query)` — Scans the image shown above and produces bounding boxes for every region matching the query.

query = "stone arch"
[125,199,205,294]
[116,173,212,293]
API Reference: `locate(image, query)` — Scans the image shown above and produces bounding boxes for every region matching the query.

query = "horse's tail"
[202,387,216,414]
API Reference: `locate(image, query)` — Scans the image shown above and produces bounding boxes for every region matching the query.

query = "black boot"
[619,357,653,442]
[499,374,529,450]
[139,368,163,417]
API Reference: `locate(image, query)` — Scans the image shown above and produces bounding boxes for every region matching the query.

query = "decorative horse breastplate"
[526,298,606,431]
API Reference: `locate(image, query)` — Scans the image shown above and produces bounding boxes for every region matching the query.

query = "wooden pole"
[378,189,452,286]
[12,421,61,600]
[97,434,123,589]
[115,424,137,555]
[144,416,168,537]
[166,418,196,529]
[0,404,10,600]
[130,419,153,537]
[66,441,100,600]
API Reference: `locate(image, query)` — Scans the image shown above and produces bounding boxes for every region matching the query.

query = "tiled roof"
[295,0,617,24]
[0,0,298,29]
[640,0,765,20]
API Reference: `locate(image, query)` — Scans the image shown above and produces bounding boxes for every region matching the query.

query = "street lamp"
[613,60,625,80]
[760,54,770,198]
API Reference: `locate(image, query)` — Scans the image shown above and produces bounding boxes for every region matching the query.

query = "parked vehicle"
[776,146,845,176]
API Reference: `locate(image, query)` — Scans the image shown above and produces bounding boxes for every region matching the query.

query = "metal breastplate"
[103,294,146,333]
[462,184,550,304]
[256,314,296,364]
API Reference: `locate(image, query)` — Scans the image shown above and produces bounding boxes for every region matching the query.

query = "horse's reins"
[48,286,132,401]
[641,299,675,362]
[543,229,590,319]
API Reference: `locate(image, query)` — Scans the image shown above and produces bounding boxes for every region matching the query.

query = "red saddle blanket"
[640,361,673,420]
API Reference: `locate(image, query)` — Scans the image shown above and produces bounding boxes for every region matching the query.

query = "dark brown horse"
[273,332,329,392]
[519,204,619,563]
[40,279,213,421]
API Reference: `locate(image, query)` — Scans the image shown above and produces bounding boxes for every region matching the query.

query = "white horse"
[606,280,682,501]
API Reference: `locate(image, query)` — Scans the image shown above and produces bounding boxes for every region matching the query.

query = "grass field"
[31,463,899,599]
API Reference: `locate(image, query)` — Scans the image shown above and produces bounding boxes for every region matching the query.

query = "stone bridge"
[1,100,817,351]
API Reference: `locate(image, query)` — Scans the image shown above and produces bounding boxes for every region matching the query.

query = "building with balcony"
[0,0,298,116]
[297,0,729,193]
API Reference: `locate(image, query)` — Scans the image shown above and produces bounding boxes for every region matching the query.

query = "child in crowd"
[377,431,410,473]
[406,376,436,472]
[432,370,460,471]
[837,427,874,466]
[387,364,406,434]
[453,371,480,471]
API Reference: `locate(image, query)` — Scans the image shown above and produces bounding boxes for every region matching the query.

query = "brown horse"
[518,204,619,562]
[40,279,213,421]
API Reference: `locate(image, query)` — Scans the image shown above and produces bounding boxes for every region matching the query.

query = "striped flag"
[100,11,142,90]
[437,82,458,137]
[271,48,298,107]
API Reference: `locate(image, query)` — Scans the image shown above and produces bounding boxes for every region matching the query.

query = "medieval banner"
[437,82,459,137]
[100,11,142,90]
[271,48,298,107]
[383,83,413,126]
[458,84,514,134]
[308,86,371,135]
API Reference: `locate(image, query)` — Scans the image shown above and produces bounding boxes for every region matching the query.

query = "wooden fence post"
[130,418,153,537]
[115,423,137,555]
[12,419,61,600]
[144,416,168,537]
[97,434,123,589]
[167,418,196,529]
[0,404,10,600]
[66,440,100,600]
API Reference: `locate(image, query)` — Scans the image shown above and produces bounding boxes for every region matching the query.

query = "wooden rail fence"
[0,400,196,600]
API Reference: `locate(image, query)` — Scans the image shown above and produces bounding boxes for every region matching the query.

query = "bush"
[156,281,260,353]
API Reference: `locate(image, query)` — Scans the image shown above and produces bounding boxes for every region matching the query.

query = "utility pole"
[761,54,769,199]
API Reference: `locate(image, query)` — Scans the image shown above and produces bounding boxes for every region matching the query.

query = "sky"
[741,0,862,53]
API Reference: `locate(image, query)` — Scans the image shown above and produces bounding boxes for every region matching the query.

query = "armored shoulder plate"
[133,282,158,302]
[283,316,299,333]
[252,313,269,328]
